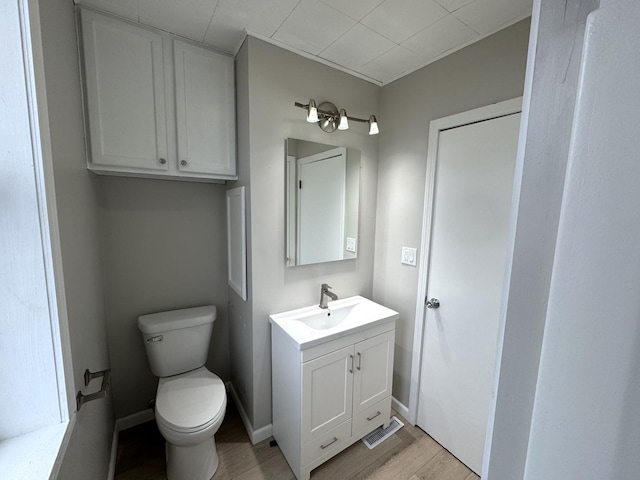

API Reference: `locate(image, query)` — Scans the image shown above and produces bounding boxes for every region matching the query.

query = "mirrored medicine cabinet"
[285,138,360,267]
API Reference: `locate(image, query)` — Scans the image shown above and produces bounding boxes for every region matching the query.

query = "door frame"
[407,97,523,424]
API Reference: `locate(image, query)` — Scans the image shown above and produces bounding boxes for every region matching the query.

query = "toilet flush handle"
[146,335,163,343]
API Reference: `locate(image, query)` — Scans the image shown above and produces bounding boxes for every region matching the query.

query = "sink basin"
[298,304,356,330]
[269,295,398,349]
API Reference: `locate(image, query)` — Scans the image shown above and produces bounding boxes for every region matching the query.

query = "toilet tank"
[138,305,217,377]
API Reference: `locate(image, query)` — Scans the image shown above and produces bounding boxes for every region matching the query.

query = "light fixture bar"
[294,100,378,135]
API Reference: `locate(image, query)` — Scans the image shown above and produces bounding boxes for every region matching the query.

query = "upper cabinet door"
[174,40,236,177]
[81,10,168,171]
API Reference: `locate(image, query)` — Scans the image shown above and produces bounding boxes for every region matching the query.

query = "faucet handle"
[321,283,332,290]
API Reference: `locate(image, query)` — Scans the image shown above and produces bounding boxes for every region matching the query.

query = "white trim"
[115,408,156,432]
[407,98,524,424]
[105,409,155,480]
[391,397,410,421]
[0,420,71,480]
[227,186,248,301]
[25,0,76,420]
[226,382,273,445]
[0,0,76,477]
[482,9,542,478]
[106,409,156,479]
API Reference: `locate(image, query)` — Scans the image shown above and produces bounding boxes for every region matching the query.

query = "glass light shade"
[338,109,349,130]
[368,115,379,135]
[307,99,318,123]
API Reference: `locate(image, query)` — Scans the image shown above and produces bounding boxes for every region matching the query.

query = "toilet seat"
[156,367,226,434]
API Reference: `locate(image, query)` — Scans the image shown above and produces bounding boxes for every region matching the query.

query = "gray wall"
[373,20,531,407]
[35,0,114,477]
[99,176,230,418]
[234,37,380,430]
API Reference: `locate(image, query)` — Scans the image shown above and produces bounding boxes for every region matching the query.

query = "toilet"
[138,305,227,480]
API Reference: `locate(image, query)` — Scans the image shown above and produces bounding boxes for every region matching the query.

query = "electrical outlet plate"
[401,247,417,266]
[346,237,357,253]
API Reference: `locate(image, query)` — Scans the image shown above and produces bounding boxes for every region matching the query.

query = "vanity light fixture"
[368,115,379,135]
[338,109,349,130]
[306,99,318,123]
[294,99,379,135]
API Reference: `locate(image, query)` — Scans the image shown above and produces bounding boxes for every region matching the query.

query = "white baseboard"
[226,381,273,445]
[108,408,156,479]
[392,396,410,421]
[115,408,155,432]
[106,422,118,480]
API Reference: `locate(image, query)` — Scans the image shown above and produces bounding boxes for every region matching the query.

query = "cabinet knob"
[180,160,187,166]
[159,158,166,165]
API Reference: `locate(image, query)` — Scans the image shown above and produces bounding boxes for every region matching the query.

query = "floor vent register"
[362,416,404,449]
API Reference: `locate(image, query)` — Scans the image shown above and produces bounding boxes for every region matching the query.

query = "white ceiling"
[75,0,532,85]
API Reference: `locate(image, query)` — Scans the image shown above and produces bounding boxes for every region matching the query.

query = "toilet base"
[165,435,219,480]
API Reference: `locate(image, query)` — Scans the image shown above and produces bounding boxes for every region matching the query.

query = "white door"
[297,148,346,265]
[417,112,520,474]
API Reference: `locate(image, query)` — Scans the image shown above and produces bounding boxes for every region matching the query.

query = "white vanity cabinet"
[272,319,395,480]
[79,9,236,182]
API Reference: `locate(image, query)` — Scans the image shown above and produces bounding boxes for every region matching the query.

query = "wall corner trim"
[226,381,273,445]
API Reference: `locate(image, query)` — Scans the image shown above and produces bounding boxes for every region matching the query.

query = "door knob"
[426,298,440,309]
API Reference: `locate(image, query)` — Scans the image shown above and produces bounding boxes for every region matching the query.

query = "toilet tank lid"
[138,305,217,334]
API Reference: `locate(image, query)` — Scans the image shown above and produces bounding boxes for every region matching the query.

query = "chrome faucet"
[319,283,338,309]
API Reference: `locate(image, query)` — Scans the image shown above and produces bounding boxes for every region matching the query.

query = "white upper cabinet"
[81,10,168,172]
[174,41,236,177]
[79,9,236,181]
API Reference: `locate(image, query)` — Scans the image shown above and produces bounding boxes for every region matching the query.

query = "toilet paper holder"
[76,368,111,411]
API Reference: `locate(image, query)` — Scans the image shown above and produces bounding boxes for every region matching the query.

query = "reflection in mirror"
[286,138,360,267]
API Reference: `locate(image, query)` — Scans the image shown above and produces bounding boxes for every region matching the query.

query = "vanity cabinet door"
[81,10,168,172]
[174,40,236,177]
[352,330,395,415]
[302,345,354,443]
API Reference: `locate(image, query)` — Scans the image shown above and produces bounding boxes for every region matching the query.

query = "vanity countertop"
[269,295,398,349]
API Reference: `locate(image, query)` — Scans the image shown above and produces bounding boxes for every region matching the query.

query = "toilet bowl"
[155,367,227,480]
[137,305,226,480]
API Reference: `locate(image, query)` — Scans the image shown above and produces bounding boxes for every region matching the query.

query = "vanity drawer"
[352,395,392,439]
[302,419,351,466]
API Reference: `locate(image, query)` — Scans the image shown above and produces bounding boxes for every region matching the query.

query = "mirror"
[286,138,360,267]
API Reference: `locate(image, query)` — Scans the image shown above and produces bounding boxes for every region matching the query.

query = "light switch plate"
[401,247,417,266]
[346,237,357,253]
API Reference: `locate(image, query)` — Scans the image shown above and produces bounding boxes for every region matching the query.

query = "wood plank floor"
[115,401,479,480]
